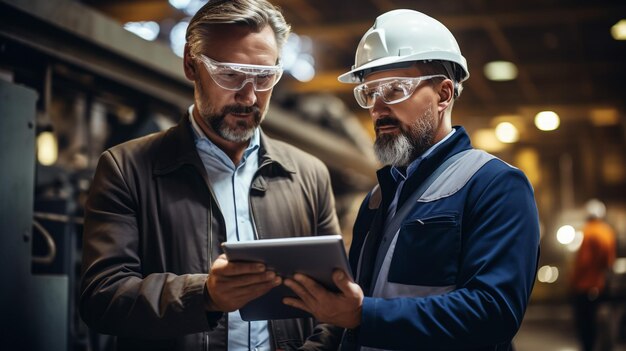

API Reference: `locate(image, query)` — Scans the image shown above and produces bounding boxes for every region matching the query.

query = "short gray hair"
[186,0,291,59]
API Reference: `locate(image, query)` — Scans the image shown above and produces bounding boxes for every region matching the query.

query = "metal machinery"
[0,80,69,350]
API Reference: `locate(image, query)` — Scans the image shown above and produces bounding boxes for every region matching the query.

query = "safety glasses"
[353,74,447,108]
[197,54,283,92]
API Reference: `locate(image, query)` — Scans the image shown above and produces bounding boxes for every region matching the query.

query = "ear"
[183,44,197,81]
[437,79,454,112]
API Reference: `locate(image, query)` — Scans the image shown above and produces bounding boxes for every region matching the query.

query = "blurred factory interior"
[1,0,625,350]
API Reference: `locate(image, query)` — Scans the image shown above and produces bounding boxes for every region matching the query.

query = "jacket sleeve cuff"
[184,274,222,329]
[201,278,223,328]
[358,297,377,345]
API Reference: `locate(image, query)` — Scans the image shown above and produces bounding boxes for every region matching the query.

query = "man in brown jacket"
[79,0,340,349]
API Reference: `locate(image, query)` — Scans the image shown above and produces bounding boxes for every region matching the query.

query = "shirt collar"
[390,128,456,182]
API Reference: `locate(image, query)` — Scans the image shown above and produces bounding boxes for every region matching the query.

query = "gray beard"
[373,108,436,167]
[374,132,414,167]
[212,116,257,143]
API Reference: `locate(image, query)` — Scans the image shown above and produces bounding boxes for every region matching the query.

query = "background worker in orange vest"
[570,199,617,351]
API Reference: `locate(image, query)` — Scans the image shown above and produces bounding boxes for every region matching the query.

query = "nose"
[370,93,390,116]
[235,80,257,106]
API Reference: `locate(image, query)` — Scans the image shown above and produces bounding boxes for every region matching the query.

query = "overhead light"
[614,258,626,274]
[281,33,316,81]
[123,21,160,41]
[534,111,560,131]
[37,131,58,166]
[169,20,189,58]
[289,56,315,82]
[494,122,519,143]
[537,265,559,284]
[169,0,191,10]
[472,128,506,152]
[483,61,518,81]
[169,0,207,16]
[590,108,619,126]
[556,225,575,245]
[611,19,626,40]
[514,148,541,186]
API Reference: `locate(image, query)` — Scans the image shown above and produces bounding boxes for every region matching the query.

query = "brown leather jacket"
[79,116,341,350]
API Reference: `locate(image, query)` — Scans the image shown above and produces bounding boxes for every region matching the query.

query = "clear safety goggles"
[197,54,283,92]
[353,74,447,108]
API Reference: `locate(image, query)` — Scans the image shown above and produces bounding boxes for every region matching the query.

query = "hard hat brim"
[337,51,470,84]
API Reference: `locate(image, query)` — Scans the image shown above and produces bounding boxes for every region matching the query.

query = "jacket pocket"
[388,212,460,286]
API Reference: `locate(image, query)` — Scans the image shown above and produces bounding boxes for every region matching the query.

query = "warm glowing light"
[495,122,519,143]
[556,225,575,244]
[614,258,626,274]
[37,131,58,166]
[537,265,559,283]
[483,61,518,81]
[514,148,541,186]
[534,111,560,131]
[473,129,506,153]
[590,108,619,126]
[611,19,626,40]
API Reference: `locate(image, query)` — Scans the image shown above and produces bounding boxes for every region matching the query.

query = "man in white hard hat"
[287,9,541,351]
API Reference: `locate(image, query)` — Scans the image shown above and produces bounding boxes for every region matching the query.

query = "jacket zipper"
[205,198,212,351]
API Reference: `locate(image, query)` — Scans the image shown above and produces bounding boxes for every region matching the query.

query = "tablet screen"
[221,234,352,321]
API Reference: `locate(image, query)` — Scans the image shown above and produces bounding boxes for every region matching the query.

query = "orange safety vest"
[570,218,617,293]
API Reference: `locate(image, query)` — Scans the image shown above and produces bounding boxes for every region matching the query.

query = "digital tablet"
[221,234,353,321]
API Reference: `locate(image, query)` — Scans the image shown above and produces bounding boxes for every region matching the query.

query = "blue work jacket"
[344,126,540,351]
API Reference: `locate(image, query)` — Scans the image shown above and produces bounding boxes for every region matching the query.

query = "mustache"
[222,104,260,116]
[375,116,400,129]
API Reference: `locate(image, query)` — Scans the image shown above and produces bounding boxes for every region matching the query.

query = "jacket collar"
[154,113,296,175]
[257,129,296,174]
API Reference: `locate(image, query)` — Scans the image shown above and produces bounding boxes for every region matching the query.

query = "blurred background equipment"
[0,79,69,350]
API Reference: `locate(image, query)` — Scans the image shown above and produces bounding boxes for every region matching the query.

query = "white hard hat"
[585,199,606,219]
[338,9,469,84]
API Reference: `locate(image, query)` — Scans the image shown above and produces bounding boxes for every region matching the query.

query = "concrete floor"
[513,302,626,351]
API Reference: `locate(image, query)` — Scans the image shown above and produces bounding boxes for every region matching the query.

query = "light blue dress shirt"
[189,106,270,351]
